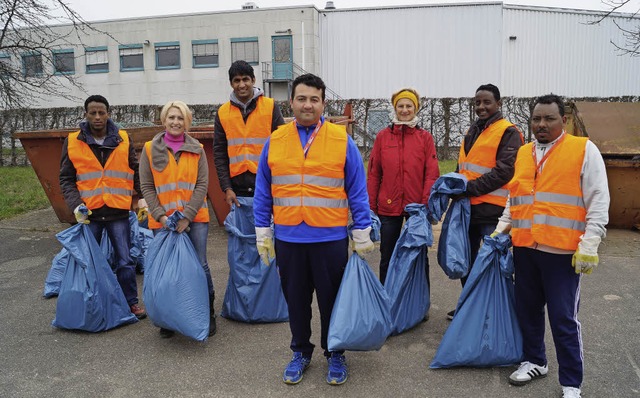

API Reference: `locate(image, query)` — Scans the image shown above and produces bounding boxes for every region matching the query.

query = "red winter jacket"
[367,124,440,216]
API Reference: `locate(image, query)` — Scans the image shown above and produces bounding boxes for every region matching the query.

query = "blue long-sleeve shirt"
[253,118,371,243]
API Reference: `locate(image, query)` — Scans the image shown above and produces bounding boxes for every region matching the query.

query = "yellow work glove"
[137,198,148,221]
[73,204,91,224]
[256,227,275,266]
[572,235,601,275]
[352,227,375,258]
[490,220,512,238]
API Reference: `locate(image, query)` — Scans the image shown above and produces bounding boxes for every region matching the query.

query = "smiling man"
[495,94,610,398]
[59,95,146,320]
[253,74,373,386]
[213,60,284,207]
[447,83,524,320]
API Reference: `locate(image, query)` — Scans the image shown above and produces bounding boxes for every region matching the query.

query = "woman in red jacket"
[367,88,440,285]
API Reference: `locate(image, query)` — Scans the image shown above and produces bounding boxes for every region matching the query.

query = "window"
[119,44,144,71]
[53,49,75,75]
[155,42,180,70]
[85,46,109,73]
[231,37,258,65]
[192,40,218,68]
[22,52,43,77]
[0,53,10,74]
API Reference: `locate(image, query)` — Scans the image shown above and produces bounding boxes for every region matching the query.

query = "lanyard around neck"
[532,133,566,177]
[299,120,323,157]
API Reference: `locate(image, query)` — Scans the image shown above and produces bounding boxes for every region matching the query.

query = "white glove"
[572,235,601,275]
[137,198,148,210]
[490,220,512,238]
[73,204,91,224]
[256,227,275,266]
[352,227,375,257]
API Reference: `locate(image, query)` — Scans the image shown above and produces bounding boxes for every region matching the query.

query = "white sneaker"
[508,361,548,386]
[562,386,581,398]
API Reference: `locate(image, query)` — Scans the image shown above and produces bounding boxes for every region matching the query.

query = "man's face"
[230,74,255,103]
[290,83,324,126]
[85,102,110,136]
[531,102,566,144]
[474,90,501,120]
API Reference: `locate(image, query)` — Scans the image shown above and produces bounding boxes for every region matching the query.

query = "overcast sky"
[65,0,639,22]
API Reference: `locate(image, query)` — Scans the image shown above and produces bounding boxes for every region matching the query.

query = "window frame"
[230,37,259,65]
[52,48,75,75]
[191,39,219,69]
[119,44,144,72]
[21,51,44,77]
[85,46,109,74]
[155,41,181,70]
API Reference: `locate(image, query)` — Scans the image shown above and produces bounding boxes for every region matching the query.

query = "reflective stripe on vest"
[144,141,210,229]
[458,119,521,207]
[67,130,134,211]
[219,96,274,177]
[508,135,588,251]
[268,121,349,227]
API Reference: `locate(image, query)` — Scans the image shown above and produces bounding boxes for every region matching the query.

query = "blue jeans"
[88,218,138,305]
[186,222,215,297]
[152,222,214,298]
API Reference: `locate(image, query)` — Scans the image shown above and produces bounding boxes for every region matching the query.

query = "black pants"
[275,237,348,357]
[379,215,406,285]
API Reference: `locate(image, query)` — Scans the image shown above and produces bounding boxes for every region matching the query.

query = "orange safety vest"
[268,121,349,228]
[458,119,522,207]
[144,142,210,229]
[67,130,134,210]
[508,134,588,251]
[218,96,274,177]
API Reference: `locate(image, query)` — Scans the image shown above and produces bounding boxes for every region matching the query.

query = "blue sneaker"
[283,352,311,385]
[326,353,348,385]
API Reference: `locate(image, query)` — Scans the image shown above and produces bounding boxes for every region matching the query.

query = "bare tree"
[0,0,105,109]
[590,0,640,56]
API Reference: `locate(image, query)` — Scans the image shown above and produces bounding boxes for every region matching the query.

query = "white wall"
[502,5,640,97]
[319,3,505,99]
[40,6,319,108]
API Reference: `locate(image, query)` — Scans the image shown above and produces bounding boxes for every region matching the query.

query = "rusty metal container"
[567,102,640,229]
[14,126,231,226]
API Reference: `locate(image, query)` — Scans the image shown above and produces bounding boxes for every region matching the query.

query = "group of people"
[59,59,609,398]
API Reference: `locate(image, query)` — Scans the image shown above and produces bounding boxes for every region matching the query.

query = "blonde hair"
[391,88,420,111]
[160,100,193,131]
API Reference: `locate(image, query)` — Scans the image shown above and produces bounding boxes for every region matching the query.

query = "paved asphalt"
[0,207,638,398]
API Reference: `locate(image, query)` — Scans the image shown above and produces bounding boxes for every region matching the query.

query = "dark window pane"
[54,53,75,73]
[157,48,180,68]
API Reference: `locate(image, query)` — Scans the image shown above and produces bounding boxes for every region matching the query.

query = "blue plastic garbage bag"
[44,221,131,298]
[129,211,153,273]
[428,172,471,279]
[43,248,69,298]
[328,252,392,351]
[51,223,138,331]
[430,233,523,368]
[221,197,288,323]
[143,211,210,341]
[384,203,432,335]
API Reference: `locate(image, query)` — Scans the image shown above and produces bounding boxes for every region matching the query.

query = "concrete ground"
[0,207,638,398]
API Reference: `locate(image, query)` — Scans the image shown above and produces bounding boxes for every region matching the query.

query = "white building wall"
[41,6,319,108]
[319,3,505,99]
[502,6,640,97]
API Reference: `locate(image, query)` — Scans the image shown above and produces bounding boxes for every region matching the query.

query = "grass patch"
[0,166,50,220]
[438,159,457,175]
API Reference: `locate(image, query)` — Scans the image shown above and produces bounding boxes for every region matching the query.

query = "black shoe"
[447,310,455,321]
[159,328,175,338]
[209,314,217,336]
